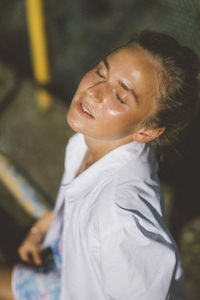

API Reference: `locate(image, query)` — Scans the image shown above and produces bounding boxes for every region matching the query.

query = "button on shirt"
[44,133,186,300]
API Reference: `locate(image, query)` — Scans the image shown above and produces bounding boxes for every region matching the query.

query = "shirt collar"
[62,134,154,202]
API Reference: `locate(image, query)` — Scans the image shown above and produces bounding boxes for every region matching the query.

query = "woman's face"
[67,46,159,141]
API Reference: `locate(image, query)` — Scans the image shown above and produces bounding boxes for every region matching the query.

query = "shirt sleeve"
[100,218,181,300]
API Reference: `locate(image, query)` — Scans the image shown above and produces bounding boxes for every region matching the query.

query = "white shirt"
[44,133,186,300]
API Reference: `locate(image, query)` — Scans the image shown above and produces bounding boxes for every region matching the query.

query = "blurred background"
[0,0,199,299]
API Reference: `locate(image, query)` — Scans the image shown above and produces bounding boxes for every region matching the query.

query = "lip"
[77,99,94,119]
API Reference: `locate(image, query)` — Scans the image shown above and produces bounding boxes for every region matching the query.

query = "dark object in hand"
[20,247,55,273]
[37,247,55,273]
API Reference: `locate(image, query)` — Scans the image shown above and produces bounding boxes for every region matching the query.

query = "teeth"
[81,103,92,116]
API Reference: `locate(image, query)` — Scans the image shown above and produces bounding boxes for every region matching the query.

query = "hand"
[18,227,44,266]
[18,211,54,266]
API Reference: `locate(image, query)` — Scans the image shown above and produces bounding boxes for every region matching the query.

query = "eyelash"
[96,68,125,104]
[116,94,125,104]
[95,69,105,79]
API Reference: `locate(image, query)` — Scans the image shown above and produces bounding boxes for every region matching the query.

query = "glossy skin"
[67,46,160,145]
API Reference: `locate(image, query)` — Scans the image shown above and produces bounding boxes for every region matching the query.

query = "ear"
[132,127,165,143]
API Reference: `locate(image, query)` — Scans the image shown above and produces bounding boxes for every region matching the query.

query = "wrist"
[30,225,43,242]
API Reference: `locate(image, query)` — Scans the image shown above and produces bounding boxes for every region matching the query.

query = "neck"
[84,135,134,166]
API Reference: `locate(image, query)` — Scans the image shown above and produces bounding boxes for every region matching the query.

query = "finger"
[31,248,42,265]
[18,246,33,264]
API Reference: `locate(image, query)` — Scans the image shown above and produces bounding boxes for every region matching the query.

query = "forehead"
[106,46,160,101]
[108,45,157,72]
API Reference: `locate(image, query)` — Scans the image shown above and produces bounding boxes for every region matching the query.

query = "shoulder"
[94,171,178,261]
[94,142,161,215]
[93,172,179,270]
[92,151,169,243]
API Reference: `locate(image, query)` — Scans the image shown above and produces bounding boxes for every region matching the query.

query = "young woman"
[1,30,199,300]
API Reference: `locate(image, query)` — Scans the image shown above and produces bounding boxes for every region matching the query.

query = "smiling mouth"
[81,103,92,115]
[78,100,94,119]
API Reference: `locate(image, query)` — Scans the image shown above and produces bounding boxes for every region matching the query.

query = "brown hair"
[126,30,200,148]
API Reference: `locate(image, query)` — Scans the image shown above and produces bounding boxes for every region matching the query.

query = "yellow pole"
[25,0,52,110]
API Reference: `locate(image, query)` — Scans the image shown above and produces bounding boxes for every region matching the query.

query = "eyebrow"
[102,57,110,71]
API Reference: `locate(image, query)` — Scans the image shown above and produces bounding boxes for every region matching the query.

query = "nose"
[87,81,109,103]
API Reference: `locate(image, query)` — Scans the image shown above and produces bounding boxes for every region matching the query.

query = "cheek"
[105,106,123,117]
[102,102,130,123]
[102,102,145,130]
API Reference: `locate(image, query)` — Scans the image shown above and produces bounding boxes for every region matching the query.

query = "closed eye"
[116,93,125,104]
[96,69,105,79]
[96,66,125,104]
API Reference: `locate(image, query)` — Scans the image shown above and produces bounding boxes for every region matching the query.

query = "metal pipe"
[25,0,52,109]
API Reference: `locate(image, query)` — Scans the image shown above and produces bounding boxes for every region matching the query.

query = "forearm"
[31,210,54,236]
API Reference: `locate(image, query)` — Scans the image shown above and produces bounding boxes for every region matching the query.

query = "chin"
[66,111,85,134]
